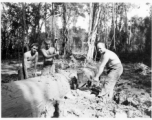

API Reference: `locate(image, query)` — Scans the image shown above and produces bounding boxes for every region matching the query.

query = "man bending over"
[93,42,123,101]
[18,43,38,79]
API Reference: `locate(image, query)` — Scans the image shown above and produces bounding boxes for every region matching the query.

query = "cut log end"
[2,73,71,118]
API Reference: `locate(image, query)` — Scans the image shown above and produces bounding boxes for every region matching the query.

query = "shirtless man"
[18,43,38,79]
[93,42,123,100]
[41,39,59,75]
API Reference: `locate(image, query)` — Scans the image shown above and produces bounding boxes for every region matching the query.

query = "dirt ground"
[58,63,151,118]
[1,60,152,118]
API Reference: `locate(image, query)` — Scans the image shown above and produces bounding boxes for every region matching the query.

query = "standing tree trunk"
[62,3,68,56]
[115,3,118,49]
[45,3,47,39]
[128,21,132,45]
[112,3,116,51]
[115,3,118,33]
[119,4,123,32]
[22,3,26,59]
[52,3,54,40]
[37,3,41,47]
[104,4,106,43]
[124,4,128,44]
[87,3,102,61]
[106,3,110,49]
[18,3,26,80]
[17,29,20,65]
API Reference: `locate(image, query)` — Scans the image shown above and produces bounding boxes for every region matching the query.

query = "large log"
[2,61,100,118]
[2,73,71,118]
[57,63,98,90]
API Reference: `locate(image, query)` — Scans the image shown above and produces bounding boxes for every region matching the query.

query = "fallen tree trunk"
[58,62,99,89]
[2,60,100,118]
[2,74,71,118]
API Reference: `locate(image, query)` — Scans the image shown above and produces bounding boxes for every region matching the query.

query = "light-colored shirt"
[24,51,37,68]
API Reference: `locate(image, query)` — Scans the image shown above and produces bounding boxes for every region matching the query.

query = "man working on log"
[18,43,39,79]
[41,38,59,75]
[93,42,123,101]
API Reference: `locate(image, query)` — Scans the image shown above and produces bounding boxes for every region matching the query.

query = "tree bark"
[62,3,68,56]
[22,2,26,68]
[124,4,128,44]
[87,3,102,61]
[113,3,116,51]
[119,4,123,32]
[2,74,71,117]
[45,3,47,38]
[128,21,132,45]
[52,3,54,39]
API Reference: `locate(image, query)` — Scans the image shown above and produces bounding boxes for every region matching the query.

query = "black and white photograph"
[1,1,152,118]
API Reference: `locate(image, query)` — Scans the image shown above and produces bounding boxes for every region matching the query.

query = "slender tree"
[62,3,68,56]
[112,3,116,51]
[87,3,102,61]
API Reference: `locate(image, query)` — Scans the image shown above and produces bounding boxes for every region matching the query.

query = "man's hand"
[91,76,99,86]
[93,76,99,82]
[54,53,58,56]
[56,51,60,55]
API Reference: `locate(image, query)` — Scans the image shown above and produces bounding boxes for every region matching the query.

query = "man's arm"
[94,53,109,81]
[41,49,58,59]
[23,53,28,79]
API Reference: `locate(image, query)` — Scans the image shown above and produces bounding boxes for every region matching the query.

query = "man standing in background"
[41,38,59,75]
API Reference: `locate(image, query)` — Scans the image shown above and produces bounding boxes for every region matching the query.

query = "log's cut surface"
[2,74,71,118]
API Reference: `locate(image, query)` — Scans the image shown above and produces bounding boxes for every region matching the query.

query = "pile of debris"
[134,63,151,75]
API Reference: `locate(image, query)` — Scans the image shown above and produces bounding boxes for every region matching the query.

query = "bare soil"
[1,60,152,118]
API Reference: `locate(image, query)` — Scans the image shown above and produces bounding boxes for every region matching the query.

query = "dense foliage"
[1,2,151,66]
